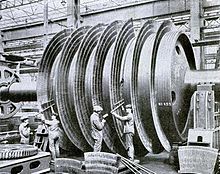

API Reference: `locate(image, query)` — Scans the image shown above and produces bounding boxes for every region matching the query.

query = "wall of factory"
[1,0,219,63]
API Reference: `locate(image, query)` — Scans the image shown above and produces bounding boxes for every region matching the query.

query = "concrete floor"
[52,151,178,173]
[139,151,178,174]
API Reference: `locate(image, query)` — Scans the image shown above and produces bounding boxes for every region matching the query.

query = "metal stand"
[178,83,220,174]
[0,151,51,174]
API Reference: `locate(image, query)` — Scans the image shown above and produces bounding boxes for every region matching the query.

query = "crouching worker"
[112,104,134,161]
[90,105,108,152]
[41,112,60,160]
[19,115,30,144]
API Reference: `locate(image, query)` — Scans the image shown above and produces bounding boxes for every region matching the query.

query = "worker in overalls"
[19,115,30,144]
[112,104,134,161]
[41,112,60,160]
[90,105,108,152]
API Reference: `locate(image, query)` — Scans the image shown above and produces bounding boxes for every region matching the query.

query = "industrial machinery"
[178,81,220,173]
[0,144,51,173]
[0,19,219,172]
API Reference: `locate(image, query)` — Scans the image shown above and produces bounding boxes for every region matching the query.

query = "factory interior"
[0,0,220,173]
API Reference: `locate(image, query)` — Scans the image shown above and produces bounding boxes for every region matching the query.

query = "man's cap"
[125,104,132,109]
[20,115,29,121]
[93,105,103,112]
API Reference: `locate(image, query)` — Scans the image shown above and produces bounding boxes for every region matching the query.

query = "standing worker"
[41,112,60,160]
[19,115,30,144]
[112,104,134,161]
[90,105,108,152]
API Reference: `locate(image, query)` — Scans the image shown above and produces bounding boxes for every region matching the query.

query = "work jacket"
[19,123,30,144]
[90,112,104,140]
[124,113,134,134]
[44,119,60,139]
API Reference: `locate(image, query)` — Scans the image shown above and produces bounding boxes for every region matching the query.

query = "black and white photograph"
[0,0,219,173]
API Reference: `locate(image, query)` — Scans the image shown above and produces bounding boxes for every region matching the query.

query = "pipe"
[0,81,37,102]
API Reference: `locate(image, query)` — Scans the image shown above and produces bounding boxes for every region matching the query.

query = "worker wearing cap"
[90,105,108,152]
[112,104,134,161]
[19,115,30,144]
[41,112,60,160]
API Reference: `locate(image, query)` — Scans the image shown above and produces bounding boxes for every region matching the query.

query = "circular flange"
[154,30,196,149]
[110,19,135,147]
[131,20,163,153]
[55,26,92,152]
[151,21,196,151]
[37,29,74,151]
[149,21,176,152]
[92,21,126,153]
[37,29,72,118]
[109,19,147,156]
[71,24,107,149]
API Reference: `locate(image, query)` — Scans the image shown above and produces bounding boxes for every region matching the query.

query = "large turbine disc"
[55,26,92,151]
[131,20,163,153]
[154,29,196,150]
[39,19,197,154]
[37,29,74,151]
[71,24,107,149]
[92,21,126,154]
[110,19,147,156]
